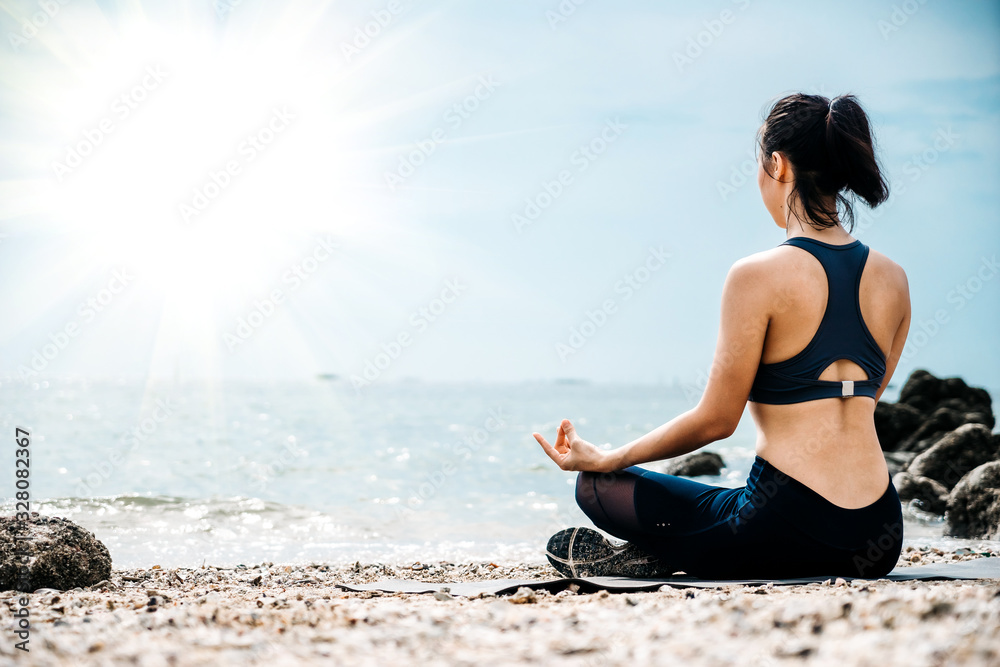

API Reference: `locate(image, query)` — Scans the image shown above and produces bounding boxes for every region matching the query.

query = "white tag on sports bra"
[842,380,854,397]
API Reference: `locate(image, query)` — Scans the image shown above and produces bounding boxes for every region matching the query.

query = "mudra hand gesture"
[533,419,615,473]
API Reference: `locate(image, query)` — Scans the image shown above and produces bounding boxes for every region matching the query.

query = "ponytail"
[758,93,888,231]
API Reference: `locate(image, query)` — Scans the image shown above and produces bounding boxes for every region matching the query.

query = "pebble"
[510,587,537,604]
[471,591,497,600]
[433,589,455,602]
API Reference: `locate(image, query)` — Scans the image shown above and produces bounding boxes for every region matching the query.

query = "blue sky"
[0,0,997,392]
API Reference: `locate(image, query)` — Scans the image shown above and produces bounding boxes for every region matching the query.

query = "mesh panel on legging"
[575,470,644,539]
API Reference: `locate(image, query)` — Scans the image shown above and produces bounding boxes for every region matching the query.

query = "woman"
[534,93,911,580]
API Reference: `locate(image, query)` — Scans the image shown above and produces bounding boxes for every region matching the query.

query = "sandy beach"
[2,546,999,667]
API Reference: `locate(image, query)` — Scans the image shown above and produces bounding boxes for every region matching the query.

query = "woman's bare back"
[748,242,911,508]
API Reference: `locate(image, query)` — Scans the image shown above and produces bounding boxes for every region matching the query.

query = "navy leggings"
[575,455,904,580]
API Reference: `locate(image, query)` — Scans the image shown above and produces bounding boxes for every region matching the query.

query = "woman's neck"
[784,214,854,245]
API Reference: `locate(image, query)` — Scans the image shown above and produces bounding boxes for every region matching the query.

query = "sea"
[2,377,997,569]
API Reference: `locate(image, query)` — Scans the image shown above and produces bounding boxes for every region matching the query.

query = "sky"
[0,0,997,392]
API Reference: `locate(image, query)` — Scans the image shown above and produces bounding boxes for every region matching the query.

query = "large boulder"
[0,514,112,592]
[906,424,998,490]
[937,397,996,422]
[874,401,923,451]
[897,370,993,421]
[664,451,725,477]
[893,471,949,515]
[945,461,1000,539]
[883,451,917,477]
[896,407,994,454]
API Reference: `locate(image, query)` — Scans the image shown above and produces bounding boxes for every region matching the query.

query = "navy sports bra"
[747,237,887,404]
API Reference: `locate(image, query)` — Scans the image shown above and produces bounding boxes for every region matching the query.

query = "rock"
[945,461,1000,539]
[893,472,950,515]
[432,588,455,602]
[907,424,998,490]
[877,370,994,454]
[898,369,993,417]
[897,407,994,454]
[664,452,724,477]
[883,451,917,477]
[875,401,924,451]
[509,587,537,604]
[0,514,112,593]
[88,580,117,592]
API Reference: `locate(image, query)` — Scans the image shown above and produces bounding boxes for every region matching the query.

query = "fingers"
[560,419,577,441]
[533,432,565,468]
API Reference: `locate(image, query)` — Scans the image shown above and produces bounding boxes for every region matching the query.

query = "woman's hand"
[533,419,616,472]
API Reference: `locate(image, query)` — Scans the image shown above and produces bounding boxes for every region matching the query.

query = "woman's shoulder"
[852,245,909,295]
[720,247,791,297]
[727,244,798,276]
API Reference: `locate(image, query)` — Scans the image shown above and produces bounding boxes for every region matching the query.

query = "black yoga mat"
[335,557,1000,597]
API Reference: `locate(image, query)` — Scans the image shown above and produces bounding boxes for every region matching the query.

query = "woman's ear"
[771,151,786,181]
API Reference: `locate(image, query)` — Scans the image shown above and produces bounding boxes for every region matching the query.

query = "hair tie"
[829,97,837,114]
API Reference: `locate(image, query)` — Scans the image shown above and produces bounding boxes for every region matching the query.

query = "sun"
[0,0,487,381]
[2,11,390,364]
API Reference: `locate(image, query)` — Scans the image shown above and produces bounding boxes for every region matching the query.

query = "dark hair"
[756,93,888,231]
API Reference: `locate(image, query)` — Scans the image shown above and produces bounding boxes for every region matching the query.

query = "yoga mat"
[335,557,1000,597]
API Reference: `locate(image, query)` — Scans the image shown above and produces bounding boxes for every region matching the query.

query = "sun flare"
[1,5,417,365]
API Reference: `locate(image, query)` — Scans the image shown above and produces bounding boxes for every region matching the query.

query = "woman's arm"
[874,266,911,402]
[605,257,772,469]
